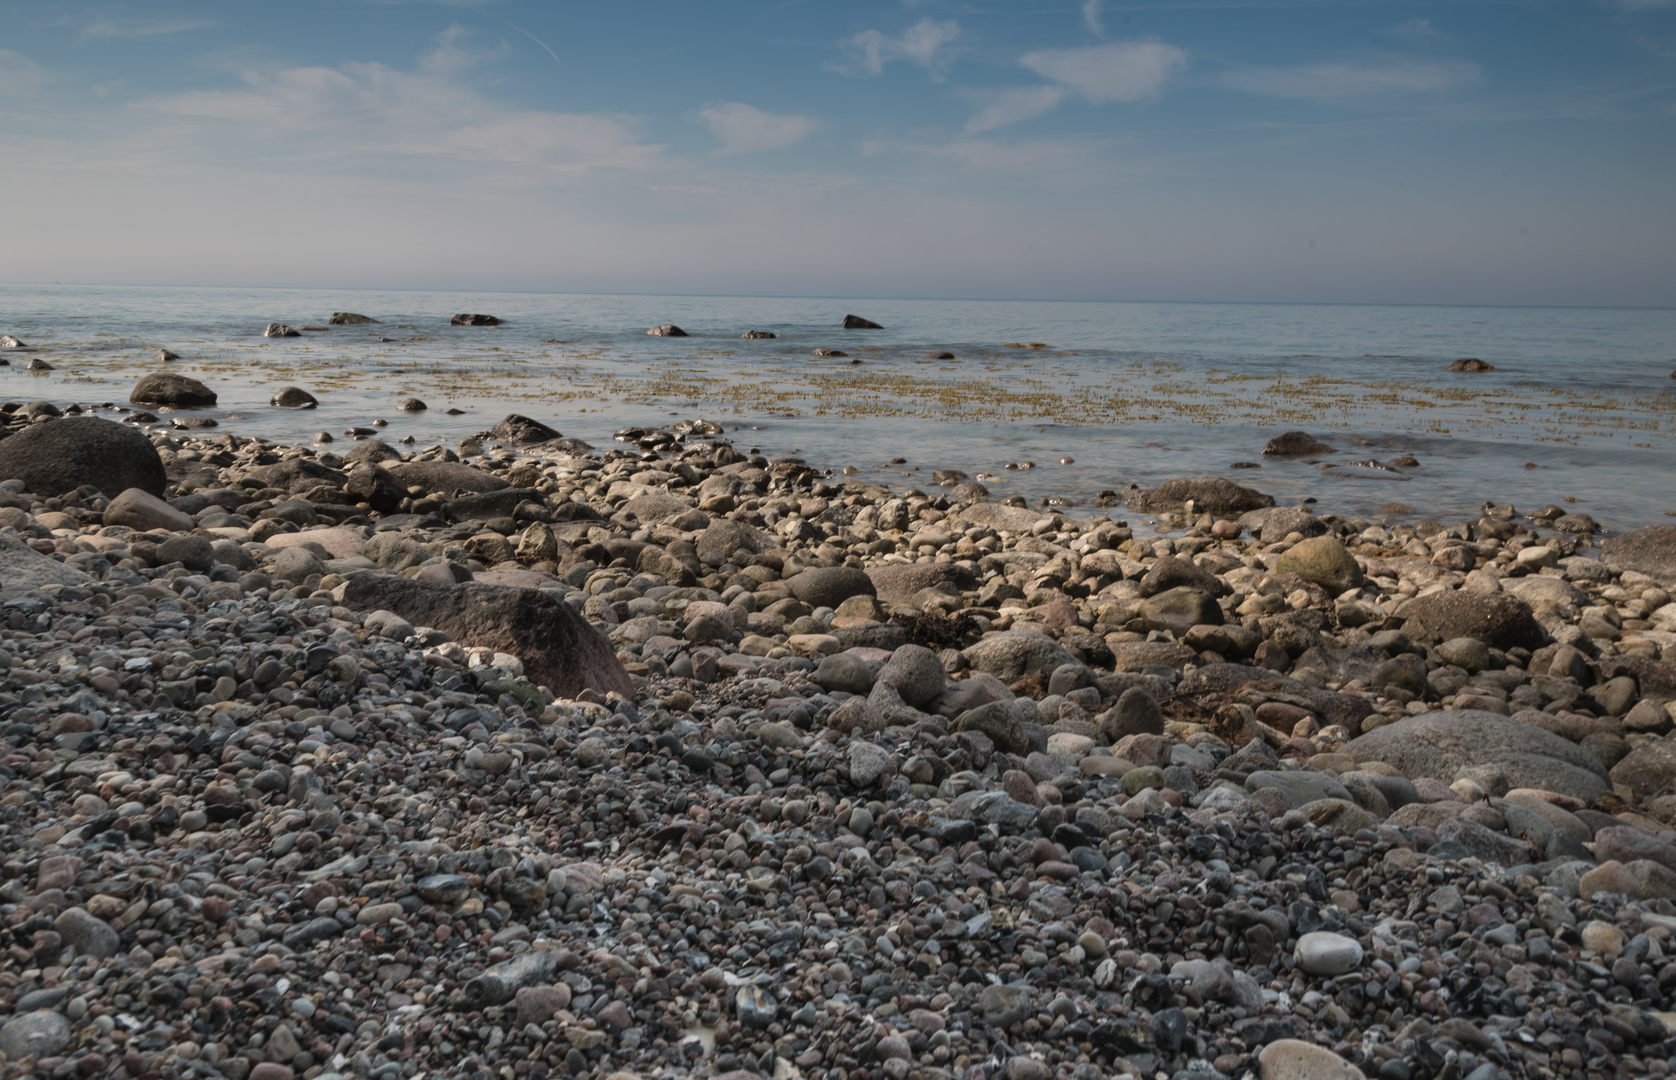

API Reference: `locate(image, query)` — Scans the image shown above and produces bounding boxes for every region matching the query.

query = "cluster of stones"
[0,394,1675,1080]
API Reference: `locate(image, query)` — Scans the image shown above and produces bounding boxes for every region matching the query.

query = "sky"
[1,1,1673,306]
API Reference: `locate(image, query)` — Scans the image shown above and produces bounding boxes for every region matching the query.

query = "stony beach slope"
[3,393,1676,1080]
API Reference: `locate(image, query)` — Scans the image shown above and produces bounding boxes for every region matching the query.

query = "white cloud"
[138,29,659,179]
[835,18,961,78]
[1083,0,1105,37]
[965,86,1067,132]
[698,102,816,155]
[1021,40,1188,103]
[1225,59,1480,100]
[82,16,213,38]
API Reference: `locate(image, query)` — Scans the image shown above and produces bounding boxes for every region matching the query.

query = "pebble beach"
[4,316,1676,1080]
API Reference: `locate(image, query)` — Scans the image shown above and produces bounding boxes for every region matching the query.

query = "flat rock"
[1258,1039,1362,1080]
[868,562,979,606]
[1126,477,1274,514]
[386,461,509,496]
[0,534,93,595]
[788,566,875,609]
[1345,710,1609,802]
[103,488,194,532]
[1602,525,1676,582]
[964,630,1081,684]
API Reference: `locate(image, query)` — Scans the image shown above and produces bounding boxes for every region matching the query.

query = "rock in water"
[1262,431,1335,456]
[491,414,562,445]
[1448,357,1495,371]
[131,372,217,406]
[155,347,179,361]
[0,415,167,497]
[0,534,93,594]
[843,314,883,329]
[452,313,500,326]
[340,575,633,700]
[262,323,301,337]
[0,335,25,348]
[329,312,380,324]
[741,330,777,339]
[1125,477,1274,514]
[270,386,319,408]
[646,324,688,337]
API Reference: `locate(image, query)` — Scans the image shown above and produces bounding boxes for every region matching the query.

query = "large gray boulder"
[386,461,508,496]
[0,534,92,595]
[788,566,875,609]
[696,519,775,567]
[1344,710,1609,802]
[0,416,167,498]
[341,575,631,700]
[963,630,1081,685]
[1603,525,1676,582]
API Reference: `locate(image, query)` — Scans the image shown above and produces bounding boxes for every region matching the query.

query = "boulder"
[1240,506,1330,543]
[875,645,946,709]
[452,313,500,326]
[646,324,689,337]
[741,330,777,339]
[954,700,1028,755]
[103,488,193,532]
[1609,740,1676,803]
[1447,358,1494,372]
[1257,1040,1362,1080]
[0,534,92,594]
[1262,431,1335,456]
[1125,477,1274,514]
[867,563,979,607]
[386,461,508,496]
[1602,525,1676,582]
[1344,710,1609,802]
[131,372,217,407]
[1102,687,1163,739]
[341,575,632,700]
[156,535,214,572]
[270,386,318,408]
[262,323,300,337]
[963,631,1081,685]
[696,519,775,567]
[1138,555,1228,598]
[843,315,883,329]
[788,566,876,610]
[1400,591,1546,651]
[343,440,404,466]
[1178,663,1375,731]
[329,312,380,324]
[1578,859,1676,901]
[491,415,562,445]
[1274,535,1363,593]
[0,416,166,497]
[1139,587,1222,635]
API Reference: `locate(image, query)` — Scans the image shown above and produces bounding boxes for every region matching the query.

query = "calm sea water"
[2,284,1673,529]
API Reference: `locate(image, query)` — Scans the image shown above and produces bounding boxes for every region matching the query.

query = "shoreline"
[1,408,1676,1080]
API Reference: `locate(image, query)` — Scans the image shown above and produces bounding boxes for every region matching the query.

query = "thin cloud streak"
[1225,59,1481,100]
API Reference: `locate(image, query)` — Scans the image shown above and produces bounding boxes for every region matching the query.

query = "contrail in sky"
[483,13,562,68]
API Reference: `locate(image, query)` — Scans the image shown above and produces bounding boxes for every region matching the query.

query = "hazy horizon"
[3,1,1673,308]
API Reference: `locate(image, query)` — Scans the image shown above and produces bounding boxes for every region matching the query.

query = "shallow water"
[2,284,1673,528]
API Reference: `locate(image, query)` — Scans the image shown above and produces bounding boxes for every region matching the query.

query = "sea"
[2,284,1673,530]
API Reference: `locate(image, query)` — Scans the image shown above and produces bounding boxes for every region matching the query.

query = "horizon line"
[0,280,1672,314]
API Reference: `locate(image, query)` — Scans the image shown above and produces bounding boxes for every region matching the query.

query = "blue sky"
[2,1,1673,305]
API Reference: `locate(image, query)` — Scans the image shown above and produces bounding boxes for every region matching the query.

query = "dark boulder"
[647,324,689,337]
[386,461,508,496]
[1261,431,1334,456]
[341,575,632,699]
[843,315,883,329]
[346,464,404,514]
[329,312,380,325]
[262,323,300,338]
[867,563,979,607]
[741,330,777,339]
[787,566,876,609]
[247,459,348,495]
[452,314,500,326]
[270,386,318,408]
[0,416,166,498]
[343,439,403,465]
[131,373,216,407]
[1400,591,1547,651]
[491,415,562,445]
[1125,477,1274,515]
[1138,554,1228,598]
[1447,358,1494,372]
